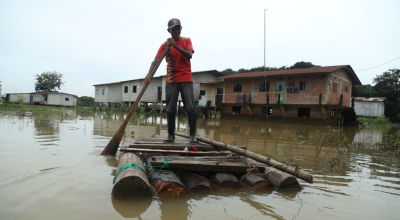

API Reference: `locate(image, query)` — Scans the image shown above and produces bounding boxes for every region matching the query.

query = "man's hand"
[167,38,177,48]
[143,76,153,84]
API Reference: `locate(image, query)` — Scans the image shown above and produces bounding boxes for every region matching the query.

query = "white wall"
[47,94,77,106]
[8,93,30,103]
[354,101,385,117]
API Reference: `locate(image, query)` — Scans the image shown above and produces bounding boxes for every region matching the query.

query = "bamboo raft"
[112,134,312,198]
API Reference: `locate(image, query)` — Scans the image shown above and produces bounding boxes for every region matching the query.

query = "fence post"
[277,94,280,106]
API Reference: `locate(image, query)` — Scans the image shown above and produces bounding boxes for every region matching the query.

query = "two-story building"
[93,70,223,109]
[199,65,361,121]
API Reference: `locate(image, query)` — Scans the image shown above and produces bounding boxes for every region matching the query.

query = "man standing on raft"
[144,18,198,144]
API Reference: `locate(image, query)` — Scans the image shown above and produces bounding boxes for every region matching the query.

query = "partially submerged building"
[199,65,362,121]
[5,92,78,107]
[353,97,387,117]
[93,70,223,108]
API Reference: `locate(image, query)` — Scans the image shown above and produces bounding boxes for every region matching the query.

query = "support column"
[99,102,102,112]
[280,106,286,119]
[94,102,96,111]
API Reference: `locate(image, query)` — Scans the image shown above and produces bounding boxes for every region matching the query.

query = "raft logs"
[111,138,154,198]
[144,154,188,196]
[147,156,300,189]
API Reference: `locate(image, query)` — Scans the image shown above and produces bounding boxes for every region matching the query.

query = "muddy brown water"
[0,113,399,220]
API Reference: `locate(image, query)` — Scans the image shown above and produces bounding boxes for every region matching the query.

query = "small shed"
[5,92,78,107]
[353,97,387,117]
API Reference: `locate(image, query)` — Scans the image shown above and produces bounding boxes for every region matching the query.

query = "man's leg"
[179,82,198,144]
[164,83,179,143]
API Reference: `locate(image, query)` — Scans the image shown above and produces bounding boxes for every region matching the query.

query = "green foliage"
[77,96,94,107]
[373,68,400,122]
[35,71,64,92]
[220,61,320,75]
[352,84,373,97]
[17,95,25,104]
[357,117,392,126]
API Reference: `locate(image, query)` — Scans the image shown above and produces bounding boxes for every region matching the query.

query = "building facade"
[93,70,223,108]
[5,92,78,106]
[200,65,361,121]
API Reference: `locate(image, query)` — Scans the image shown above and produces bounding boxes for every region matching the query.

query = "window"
[232,106,241,114]
[124,86,128,93]
[65,97,69,101]
[102,89,106,95]
[233,84,242,92]
[96,89,99,95]
[262,107,273,115]
[133,86,137,93]
[304,75,308,79]
[259,82,269,92]
[278,84,283,92]
[298,108,310,117]
[345,86,348,92]
[299,81,312,91]
[332,82,338,93]
[200,90,206,95]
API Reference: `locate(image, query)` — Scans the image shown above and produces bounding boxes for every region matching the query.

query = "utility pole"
[264,9,268,120]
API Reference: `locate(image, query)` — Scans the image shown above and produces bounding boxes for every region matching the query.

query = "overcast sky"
[1,0,399,97]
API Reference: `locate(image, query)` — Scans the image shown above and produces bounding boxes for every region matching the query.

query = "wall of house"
[199,83,218,106]
[328,70,352,106]
[8,93,30,103]
[122,77,162,103]
[224,105,327,119]
[354,101,385,117]
[225,73,329,105]
[47,94,77,106]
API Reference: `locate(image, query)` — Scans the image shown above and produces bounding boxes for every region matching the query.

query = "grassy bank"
[357,117,392,126]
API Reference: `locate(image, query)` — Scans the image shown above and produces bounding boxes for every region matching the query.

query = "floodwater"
[0,112,399,220]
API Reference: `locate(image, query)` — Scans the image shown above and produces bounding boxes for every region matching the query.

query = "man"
[143,18,198,144]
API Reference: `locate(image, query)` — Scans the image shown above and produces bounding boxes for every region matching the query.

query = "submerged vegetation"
[357,117,392,126]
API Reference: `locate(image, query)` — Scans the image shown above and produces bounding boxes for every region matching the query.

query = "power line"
[356,56,400,71]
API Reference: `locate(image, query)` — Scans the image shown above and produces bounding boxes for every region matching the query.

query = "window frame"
[65,97,69,101]
[299,81,312,91]
[332,82,338,93]
[133,86,137,93]
[233,83,242,92]
[96,89,99,95]
[102,89,106,95]
[124,86,128,93]
[200,90,206,95]
[345,85,348,92]
[259,82,270,92]
[232,106,241,114]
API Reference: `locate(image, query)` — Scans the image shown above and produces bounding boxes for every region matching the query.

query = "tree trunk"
[211,173,241,189]
[112,138,154,198]
[180,172,211,191]
[241,173,273,190]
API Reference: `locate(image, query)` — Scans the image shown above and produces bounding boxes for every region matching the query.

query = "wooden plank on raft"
[149,159,266,173]
[129,144,219,151]
[120,148,233,156]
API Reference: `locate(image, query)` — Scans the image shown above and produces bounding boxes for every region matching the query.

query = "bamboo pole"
[101,46,170,155]
[175,132,313,183]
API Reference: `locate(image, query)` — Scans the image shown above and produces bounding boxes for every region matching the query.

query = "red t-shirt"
[156,37,194,83]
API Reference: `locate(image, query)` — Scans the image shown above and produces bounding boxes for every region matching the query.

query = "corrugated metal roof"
[353,97,387,102]
[216,65,362,85]
[198,80,223,84]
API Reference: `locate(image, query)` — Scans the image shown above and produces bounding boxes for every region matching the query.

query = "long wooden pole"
[101,46,171,155]
[175,132,313,183]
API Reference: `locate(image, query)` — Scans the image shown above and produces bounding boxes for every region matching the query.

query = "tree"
[373,68,400,122]
[220,62,320,75]
[352,84,373,97]
[77,96,94,107]
[34,71,64,92]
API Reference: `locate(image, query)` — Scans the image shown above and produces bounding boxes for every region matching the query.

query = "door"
[276,82,285,103]
[216,88,223,104]
[158,87,162,101]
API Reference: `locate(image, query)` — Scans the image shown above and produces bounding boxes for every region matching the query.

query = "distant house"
[200,65,362,120]
[353,97,387,117]
[5,92,78,107]
[93,70,223,108]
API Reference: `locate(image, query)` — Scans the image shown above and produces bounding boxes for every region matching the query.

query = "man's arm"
[143,57,160,84]
[167,38,193,59]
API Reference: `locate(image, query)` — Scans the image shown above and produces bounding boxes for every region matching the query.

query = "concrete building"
[93,70,223,108]
[200,65,362,122]
[353,97,387,117]
[5,92,78,106]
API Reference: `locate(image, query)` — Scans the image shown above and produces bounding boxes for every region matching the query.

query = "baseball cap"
[168,18,181,29]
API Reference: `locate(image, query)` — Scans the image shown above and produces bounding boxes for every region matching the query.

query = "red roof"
[216,65,362,85]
